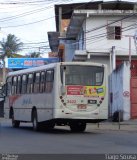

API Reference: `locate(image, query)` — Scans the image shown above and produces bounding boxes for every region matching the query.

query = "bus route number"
[67,99,76,104]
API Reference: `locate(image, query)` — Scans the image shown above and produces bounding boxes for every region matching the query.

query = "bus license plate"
[77,104,87,109]
[88,100,97,104]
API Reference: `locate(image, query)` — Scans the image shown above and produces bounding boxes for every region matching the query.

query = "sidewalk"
[88,119,137,132]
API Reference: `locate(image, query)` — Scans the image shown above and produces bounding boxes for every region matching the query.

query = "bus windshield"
[61,65,104,86]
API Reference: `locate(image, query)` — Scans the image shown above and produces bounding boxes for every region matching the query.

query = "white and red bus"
[3,62,108,132]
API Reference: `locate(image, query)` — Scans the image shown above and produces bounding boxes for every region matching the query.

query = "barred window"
[107,26,121,40]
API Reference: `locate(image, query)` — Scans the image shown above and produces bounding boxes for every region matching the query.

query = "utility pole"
[59,7,62,36]
[125,35,134,67]
[112,46,116,70]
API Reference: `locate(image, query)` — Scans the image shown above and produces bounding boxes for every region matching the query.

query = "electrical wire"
[0,0,95,28]
[0,0,71,5]
[21,4,137,52]
[0,0,74,23]
[2,0,137,54]
[0,6,53,23]
[66,20,137,48]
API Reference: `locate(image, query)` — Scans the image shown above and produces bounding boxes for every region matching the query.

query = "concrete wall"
[110,61,130,120]
[86,55,111,75]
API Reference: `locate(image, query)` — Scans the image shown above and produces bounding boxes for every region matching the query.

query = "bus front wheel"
[69,122,86,132]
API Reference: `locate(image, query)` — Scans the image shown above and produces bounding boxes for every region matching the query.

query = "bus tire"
[32,110,40,131]
[69,122,86,132]
[44,121,55,130]
[12,113,20,128]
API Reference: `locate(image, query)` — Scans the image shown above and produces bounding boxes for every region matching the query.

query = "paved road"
[0,119,137,154]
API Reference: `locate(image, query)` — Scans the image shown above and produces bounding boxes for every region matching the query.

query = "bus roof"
[7,62,106,77]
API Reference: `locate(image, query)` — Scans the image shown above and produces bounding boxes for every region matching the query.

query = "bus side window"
[7,77,12,96]
[12,76,17,95]
[21,75,27,94]
[34,72,40,93]
[45,70,54,93]
[27,73,33,94]
[17,76,21,94]
[40,71,45,93]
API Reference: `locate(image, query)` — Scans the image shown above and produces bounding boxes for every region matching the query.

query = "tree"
[0,34,23,83]
[26,52,42,58]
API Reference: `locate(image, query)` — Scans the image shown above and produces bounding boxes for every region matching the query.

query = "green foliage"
[0,34,23,59]
[26,52,42,58]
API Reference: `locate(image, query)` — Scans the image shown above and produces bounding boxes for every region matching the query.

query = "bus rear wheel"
[32,110,40,131]
[12,115,20,128]
[69,122,86,132]
[44,122,55,130]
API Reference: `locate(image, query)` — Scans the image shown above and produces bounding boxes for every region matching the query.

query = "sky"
[0,0,137,57]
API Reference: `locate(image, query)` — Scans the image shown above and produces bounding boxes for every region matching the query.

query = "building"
[48,1,137,119]
[48,1,137,72]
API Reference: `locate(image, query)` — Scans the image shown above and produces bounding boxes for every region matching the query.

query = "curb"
[87,123,137,132]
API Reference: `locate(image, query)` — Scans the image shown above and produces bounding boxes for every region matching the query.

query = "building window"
[107,26,121,40]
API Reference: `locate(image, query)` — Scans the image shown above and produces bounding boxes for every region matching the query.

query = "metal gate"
[131,77,137,118]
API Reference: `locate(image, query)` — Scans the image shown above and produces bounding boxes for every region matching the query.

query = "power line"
[23,41,49,45]
[20,2,137,51]
[0,5,53,22]
[22,46,50,49]
[0,0,74,23]
[1,16,55,28]
[67,20,137,47]
[85,13,137,34]
[0,0,70,5]
[85,22,137,42]
[0,0,95,28]
[2,0,136,54]
[84,26,137,48]
[0,0,56,10]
